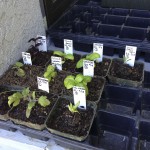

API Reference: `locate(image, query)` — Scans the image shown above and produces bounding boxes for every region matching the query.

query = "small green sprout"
[53,51,74,63]
[43,65,57,82]
[64,74,92,96]
[68,101,80,113]
[123,55,131,64]
[8,88,50,118]
[13,62,25,77]
[76,53,100,68]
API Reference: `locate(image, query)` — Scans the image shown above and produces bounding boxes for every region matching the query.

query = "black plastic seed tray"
[48,0,150,61]
[99,84,140,116]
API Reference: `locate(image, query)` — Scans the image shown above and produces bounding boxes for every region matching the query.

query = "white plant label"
[73,86,86,109]
[93,43,103,62]
[64,39,73,54]
[125,46,137,67]
[37,77,49,93]
[83,60,94,77]
[36,35,47,52]
[22,52,32,65]
[51,56,62,71]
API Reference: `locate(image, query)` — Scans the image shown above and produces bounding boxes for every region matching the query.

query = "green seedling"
[43,65,57,82]
[64,74,92,96]
[76,53,100,68]
[8,88,50,118]
[123,55,131,64]
[53,51,74,63]
[68,101,80,113]
[13,62,25,77]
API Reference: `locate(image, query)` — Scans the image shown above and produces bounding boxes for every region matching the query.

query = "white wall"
[0,0,45,75]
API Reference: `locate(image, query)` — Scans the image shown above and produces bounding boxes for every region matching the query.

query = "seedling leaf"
[75,74,84,83]
[53,51,64,57]
[76,58,85,68]
[38,96,50,107]
[64,54,74,60]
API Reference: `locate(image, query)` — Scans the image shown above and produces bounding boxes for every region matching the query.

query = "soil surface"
[46,98,94,137]
[0,65,44,89]
[94,58,111,77]
[8,93,58,125]
[27,48,54,67]
[75,58,111,77]
[54,54,81,73]
[0,91,14,115]
[87,77,105,102]
[49,71,68,95]
[109,59,144,81]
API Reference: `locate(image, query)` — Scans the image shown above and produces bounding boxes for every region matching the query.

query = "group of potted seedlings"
[0,38,144,141]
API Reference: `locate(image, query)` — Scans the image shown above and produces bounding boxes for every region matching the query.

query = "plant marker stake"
[93,43,103,62]
[51,56,62,71]
[64,39,73,54]
[36,35,47,52]
[37,77,49,93]
[73,86,86,109]
[124,45,137,67]
[83,60,94,77]
[22,52,32,65]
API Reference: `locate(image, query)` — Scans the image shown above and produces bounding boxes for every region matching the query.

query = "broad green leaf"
[76,82,85,87]
[16,68,25,77]
[15,62,24,68]
[53,51,64,57]
[65,79,76,89]
[44,72,50,78]
[22,88,30,98]
[38,96,50,107]
[32,91,36,100]
[65,75,75,80]
[26,108,32,118]
[87,53,100,61]
[13,99,20,107]
[28,101,36,110]
[64,54,74,60]
[51,71,57,78]
[86,53,100,61]
[84,85,89,96]
[76,58,85,68]
[47,65,55,73]
[83,76,92,83]
[75,74,84,83]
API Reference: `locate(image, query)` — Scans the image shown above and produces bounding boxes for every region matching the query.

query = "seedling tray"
[99,84,140,116]
[48,0,150,62]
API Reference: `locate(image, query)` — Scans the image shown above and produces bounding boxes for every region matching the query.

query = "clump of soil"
[87,77,105,102]
[94,58,111,77]
[0,91,14,115]
[46,98,94,137]
[8,93,58,125]
[0,65,44,89]
[109,59,144,81]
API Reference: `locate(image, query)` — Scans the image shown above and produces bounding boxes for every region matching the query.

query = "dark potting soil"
[56,54,81,73]
[46,98,94,137]
[94,58,111,77]
[49,71,68,95]
[109,59,144,81]
[27,47,38,57]
[8,93,58,125]
[87,77,105,102]
[0,65,44,89]
[32,51,53,67]
[0,91,14,115]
